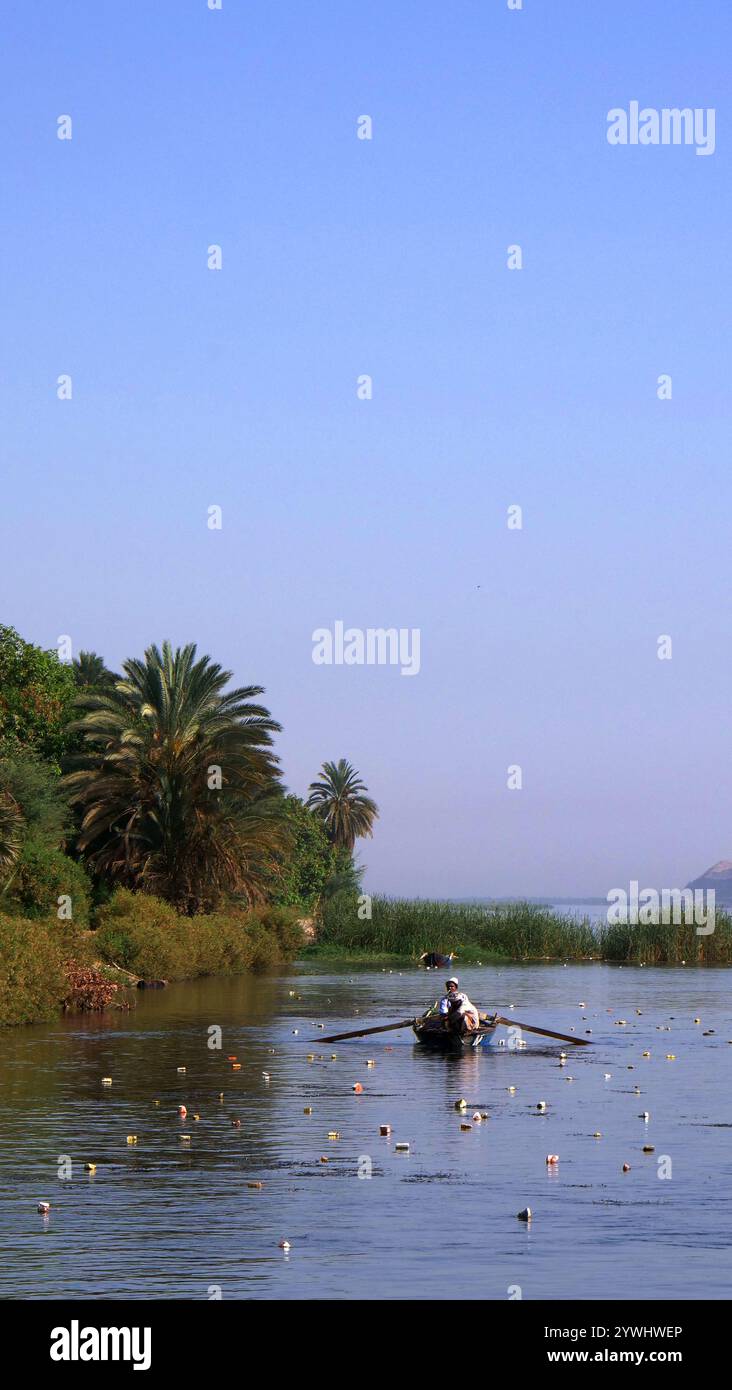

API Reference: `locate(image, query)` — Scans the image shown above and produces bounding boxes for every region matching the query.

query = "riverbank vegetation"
[311,893,732,966]
[0,625,378,1025]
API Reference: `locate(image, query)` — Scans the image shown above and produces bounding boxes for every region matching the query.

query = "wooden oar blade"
[313,1018,417,1044]
[494,1014,592,1045]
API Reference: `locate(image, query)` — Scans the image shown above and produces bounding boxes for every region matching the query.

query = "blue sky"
[1,1,729,896]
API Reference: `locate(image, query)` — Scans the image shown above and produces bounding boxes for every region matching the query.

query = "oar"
[313,1018,417,1044]
[492,1014,592,1046]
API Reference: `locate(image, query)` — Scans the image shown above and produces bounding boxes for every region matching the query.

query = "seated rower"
[439,977,481,1034]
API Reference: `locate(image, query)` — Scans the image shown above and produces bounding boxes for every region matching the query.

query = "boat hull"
[412,1018,498,1051]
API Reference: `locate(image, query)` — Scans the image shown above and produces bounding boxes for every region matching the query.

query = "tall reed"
[315,894,732,964]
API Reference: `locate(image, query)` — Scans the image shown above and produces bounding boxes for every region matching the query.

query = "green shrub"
[0,915,68,1026]
[94,891,304,981]
[5,840,91,925]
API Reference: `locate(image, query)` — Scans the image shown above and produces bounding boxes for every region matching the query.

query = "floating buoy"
[177,1067,186,1074]
[292,1029,299,1035]
[84,1163,97,1173]
[517,1207,532,1221]
[592,1132,602,1138]
[666,1054,676,1060]
[180,1134,191,1142]
[694,1018,701,1025]
[37,1201,50,1213]
[126,1135,138,1145]
[604,1073,612,1080]
[352,1083,363,1093]
[537,1101,547,1112]
[507,1086,516,1095]
[231,1063,241,1071]
[218,1093,225,1101]
[379,1124,391,1136]
[102,1077,113,1086]
[303,1106,313,1115]
[622,1163,631,1172]
[153,1100,160,1107]
[227,1056,237,1061]
[559,1052,567,1060]
[330,1054,337,1060]
[366,1059,375,1068]
[642,1051,650,1057]
[306,1054,315,1063]
[178,1105,187,1118]
[327,1131,340,1140]
[395,1141,410,1152]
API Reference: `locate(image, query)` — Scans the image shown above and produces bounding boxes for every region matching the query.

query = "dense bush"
[94,889,305,981]
[0,915,70,1026]
[0,626,77,765]
[6,840,92,925]
[263,796,336,910]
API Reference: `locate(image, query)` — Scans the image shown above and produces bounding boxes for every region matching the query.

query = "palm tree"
[72,651,116,691]
[0,790,23,878]
[63,642,286,913]
[306,759,378,852]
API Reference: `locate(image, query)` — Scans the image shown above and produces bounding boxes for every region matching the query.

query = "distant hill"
[686,860,732,901]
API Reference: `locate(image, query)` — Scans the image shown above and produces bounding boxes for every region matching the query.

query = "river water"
[1,962,730,1300]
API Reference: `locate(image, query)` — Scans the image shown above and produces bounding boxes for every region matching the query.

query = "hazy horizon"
[3,1,730,898]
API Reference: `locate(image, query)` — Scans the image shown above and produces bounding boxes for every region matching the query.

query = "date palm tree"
[306,759,378,853]
[72,651,116,691]
[63,642,286,913]
[0,790,23,878]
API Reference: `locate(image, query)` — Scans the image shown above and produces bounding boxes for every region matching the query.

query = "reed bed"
[315,894,598,961]
[598,912,732,965]
[314,894,732,965]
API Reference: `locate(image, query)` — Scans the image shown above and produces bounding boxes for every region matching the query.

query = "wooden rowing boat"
[412,1010,498,1051]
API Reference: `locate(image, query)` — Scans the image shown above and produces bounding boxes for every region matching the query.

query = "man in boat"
[439,977,481,1035]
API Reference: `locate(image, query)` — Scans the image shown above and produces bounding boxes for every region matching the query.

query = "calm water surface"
[1,962,730,1300]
